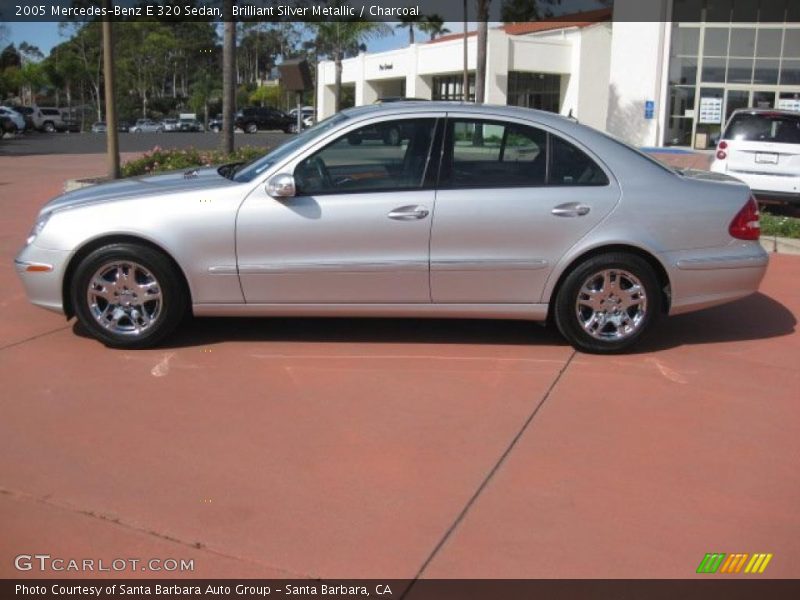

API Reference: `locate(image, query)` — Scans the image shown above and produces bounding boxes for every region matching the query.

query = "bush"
[760,211,800,239]
[121,145,266,177]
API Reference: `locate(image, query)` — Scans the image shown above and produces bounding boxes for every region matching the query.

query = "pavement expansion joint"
[405,350,577,591]
[0,485,311,579]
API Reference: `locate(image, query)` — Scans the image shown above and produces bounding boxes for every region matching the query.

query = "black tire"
[43,121,56,133]
[245,122,258,134]
[71,243,187,349]
[553,252,661,354]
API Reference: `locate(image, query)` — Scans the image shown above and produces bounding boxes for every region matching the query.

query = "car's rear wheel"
[553,253,660,354]
[245,122,258,134]
[71,243,187,349]
[43,121,56,133]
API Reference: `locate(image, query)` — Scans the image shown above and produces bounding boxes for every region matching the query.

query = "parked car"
[179,118,204,132]
[0,106,26,132]
[30,107,69,132]
[91,122,107,134]
[15,103,767,353]
[711,108,800,204]
[1,114,18,136]
[235,107,293,133]
[162,118,180,132]
[208,114,223,133]
[131,119,164,133]
[288,107,315,133]
[14,106,36,130]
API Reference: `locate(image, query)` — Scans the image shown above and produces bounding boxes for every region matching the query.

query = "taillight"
[729,195,760,240]
[716,140,728,160]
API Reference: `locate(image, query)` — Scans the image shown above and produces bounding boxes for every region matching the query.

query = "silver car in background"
[15,102,768,353]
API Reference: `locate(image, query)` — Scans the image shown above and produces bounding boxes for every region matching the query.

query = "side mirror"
[266,173,296,198]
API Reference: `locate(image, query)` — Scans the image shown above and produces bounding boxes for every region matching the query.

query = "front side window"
[439,119,608,188]
[294,119,437,195]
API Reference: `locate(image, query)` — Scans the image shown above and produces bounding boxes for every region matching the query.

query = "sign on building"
[698,97,723,124]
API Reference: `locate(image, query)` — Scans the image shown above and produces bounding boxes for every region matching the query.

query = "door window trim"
[435,114,613,190]
[290,116,445,197]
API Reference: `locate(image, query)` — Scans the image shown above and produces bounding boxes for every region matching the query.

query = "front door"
[430,117,620,304]
[236,117,439,304]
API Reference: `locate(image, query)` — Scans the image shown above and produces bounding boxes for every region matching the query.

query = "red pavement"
[0,154,798,580]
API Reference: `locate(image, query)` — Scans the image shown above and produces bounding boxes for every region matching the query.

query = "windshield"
[230,112,349,183]
[724,113,800,144]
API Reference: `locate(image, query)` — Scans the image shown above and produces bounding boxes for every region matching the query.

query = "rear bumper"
[662,243,769,315]
[752,190,800,205]
[711,164,800,198]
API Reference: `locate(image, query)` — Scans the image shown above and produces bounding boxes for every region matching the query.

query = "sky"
[1,20,450,56]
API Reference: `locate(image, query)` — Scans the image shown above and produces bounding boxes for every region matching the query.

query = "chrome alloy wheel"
[575,269,647,341]
[86,261,162,336]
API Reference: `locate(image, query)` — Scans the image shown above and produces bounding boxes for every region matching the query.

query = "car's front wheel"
[71,243,187,349]
[553,253,661,354]
[245,122,258,134]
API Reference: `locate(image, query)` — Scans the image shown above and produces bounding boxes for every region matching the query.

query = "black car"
[208,114,223,133]
[235,107,293,133]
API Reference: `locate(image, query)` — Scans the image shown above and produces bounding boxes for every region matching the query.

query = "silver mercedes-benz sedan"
[15,103,768,353]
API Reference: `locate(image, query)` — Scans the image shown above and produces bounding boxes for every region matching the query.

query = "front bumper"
[14,244,72,314]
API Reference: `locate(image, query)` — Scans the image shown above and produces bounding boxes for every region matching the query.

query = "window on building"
[294,119,437,195]
[439,120,607,188]
[432,74,475,101]
[507,72,561,113]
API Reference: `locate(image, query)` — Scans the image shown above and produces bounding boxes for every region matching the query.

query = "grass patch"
[761,211,800,239]
[121,145,267,177]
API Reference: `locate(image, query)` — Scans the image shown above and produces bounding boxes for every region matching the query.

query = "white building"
[316,0,800,149]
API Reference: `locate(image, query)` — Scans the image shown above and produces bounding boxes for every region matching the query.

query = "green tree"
[395,14,422,45]
[311,20,390,112]
[419,15,451,41]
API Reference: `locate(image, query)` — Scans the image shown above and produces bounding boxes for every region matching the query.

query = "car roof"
[339,101,582,129]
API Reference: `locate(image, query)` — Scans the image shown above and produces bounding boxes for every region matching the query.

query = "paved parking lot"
[0,154,798,579]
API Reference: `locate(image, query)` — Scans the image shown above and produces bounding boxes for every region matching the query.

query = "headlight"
[26,212,52,245]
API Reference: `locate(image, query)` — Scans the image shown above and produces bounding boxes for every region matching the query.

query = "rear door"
[724,112,800,176]
[430,116,620,304]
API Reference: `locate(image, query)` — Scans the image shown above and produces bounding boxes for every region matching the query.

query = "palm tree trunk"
[409,26,415,45]
[222,0,236,154]
[101,2,120,179]
[475,0,489,104]
[462,0,469,101]
[334,52,342,113]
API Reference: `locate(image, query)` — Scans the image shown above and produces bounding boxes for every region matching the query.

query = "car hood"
[41,166,236,214]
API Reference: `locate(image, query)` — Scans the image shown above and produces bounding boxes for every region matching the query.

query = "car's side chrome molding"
[432,258,549,271]
[207,265,238,274]
[238,260,429,274]
[675,254,769,271]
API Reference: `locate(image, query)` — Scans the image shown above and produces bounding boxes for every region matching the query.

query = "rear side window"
[724,113,800,144]
[550,135,609,185]
[439,119,608,188]
[41,109,60,116]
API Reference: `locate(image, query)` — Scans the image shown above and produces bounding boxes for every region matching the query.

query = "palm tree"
[395,14,422,45]
[221,0,236,154]
[101,0,119,178]
[312,21,390,113]
[419,14,451,41]
[475,0,491,104]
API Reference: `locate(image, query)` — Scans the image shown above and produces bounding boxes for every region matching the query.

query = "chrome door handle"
[551,202,591,217]
[388,205,430,220]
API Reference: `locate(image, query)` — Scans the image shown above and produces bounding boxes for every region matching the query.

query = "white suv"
[711,109,800,203]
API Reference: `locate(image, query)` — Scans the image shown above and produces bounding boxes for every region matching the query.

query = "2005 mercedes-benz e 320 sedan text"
[16,103,768,353]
